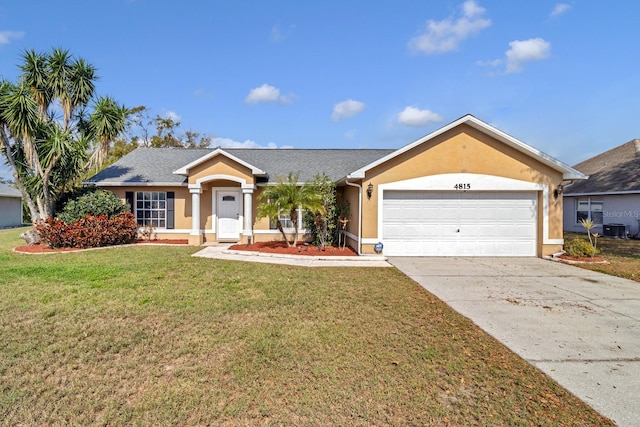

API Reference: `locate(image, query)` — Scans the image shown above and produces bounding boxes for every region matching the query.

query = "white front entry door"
[217,191,241,241]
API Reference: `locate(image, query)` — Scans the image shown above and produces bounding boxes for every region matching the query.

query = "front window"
[576,199,603,224]
[270,208,301,229]
[136,191,166,228]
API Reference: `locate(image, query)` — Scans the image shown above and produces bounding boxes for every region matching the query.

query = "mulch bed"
[557,254,608,264]
[14,239,188,254]
[229,240,357,256]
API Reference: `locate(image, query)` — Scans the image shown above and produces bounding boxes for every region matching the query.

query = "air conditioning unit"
[603,223,626,238]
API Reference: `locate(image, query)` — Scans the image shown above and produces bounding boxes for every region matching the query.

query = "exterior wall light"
[367,183,374,199]
[553,184,563,199]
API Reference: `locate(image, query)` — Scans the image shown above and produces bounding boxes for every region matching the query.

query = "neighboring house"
[0,182,23,228]
[563,139,640,237]
[87,114,585,257]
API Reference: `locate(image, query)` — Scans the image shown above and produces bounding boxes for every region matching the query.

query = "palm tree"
[86,96,128,170]
[257,173,325,247]
[0,48,128,223]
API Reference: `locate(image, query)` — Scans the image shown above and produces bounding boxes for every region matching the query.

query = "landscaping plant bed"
[14,239,188,254]
[556,254,608,264]
[229,240,357,256]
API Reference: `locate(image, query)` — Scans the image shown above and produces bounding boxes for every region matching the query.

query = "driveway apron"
[389,257,640,427]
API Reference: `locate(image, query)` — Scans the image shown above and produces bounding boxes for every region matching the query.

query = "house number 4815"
[454,183,471,190]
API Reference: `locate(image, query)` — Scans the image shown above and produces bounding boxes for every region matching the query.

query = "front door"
[217,191,241,241]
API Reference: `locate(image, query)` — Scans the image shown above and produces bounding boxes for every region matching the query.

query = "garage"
[382,190,537,256]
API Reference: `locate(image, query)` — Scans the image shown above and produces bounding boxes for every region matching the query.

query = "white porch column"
[189,186,203,245]
[242,186,254,239]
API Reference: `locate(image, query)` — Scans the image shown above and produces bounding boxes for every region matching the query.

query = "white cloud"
[331,99,366,121]
[476,58,502,67]
[550,3,571,18]
[397,107,444,127]
[505,38,551,73]
[163,110,181,122]
[408,0,491,54]
[0,30,25,45]
[245,84,295,104]
[210,137,286,149]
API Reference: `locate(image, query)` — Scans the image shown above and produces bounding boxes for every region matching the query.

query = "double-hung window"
[576,199,603,224]
[136,191,167,228]
[269,207,302,230]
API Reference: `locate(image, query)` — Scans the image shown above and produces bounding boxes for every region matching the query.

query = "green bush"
[565,237,600,258]
[58,188,129,224]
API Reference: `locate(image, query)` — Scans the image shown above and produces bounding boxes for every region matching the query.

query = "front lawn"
[565,232,640,282]
[0,228,612,425]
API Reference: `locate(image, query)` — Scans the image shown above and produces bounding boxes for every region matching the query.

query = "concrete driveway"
[389,257,640,427]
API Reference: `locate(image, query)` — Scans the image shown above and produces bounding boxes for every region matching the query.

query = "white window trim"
[575,198,603,225]
[135,191,168,229]
[269,206,303,231]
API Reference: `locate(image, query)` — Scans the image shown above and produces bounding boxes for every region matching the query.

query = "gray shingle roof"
[86,147,395,185]
[0,183,21,198]
[565,139,640,194]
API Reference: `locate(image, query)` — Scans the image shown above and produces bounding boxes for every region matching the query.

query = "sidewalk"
[192,244,392,267]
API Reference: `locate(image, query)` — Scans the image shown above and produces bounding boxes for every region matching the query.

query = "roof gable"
[347,114,586,181]
[173,148,267,176]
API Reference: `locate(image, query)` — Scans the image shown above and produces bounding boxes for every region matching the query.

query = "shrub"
[565,237,600,258]
[36,212,137,249]
[57,188,129,225]
[303,174,341,247]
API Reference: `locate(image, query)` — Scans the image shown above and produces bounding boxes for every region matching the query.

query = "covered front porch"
[187,174,255,246]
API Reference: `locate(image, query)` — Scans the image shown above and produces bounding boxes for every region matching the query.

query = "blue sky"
[1,0,639,180]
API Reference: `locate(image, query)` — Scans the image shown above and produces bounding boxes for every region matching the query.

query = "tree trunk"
[0,129,41,222]
[275,219,291,247]
[289,208,299,247]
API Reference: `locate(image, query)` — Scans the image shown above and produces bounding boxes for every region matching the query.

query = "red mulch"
[557,254,607,263]
[229,241,357,256]
[14,239,188,254]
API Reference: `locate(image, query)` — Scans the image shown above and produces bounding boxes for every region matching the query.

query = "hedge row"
[36,212,138,249]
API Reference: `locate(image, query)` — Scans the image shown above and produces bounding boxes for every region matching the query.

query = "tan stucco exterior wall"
[358,125,564,256]
[187,156,254,186]
[339,184,360,250]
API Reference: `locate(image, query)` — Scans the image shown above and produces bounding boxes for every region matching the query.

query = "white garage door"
[383,191,537,256]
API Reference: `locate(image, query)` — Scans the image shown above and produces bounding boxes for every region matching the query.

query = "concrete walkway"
[389,257,640,427]
[192,244,392,267]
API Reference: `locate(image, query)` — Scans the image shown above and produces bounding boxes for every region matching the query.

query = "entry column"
[242,186,254,242]
[189,186,203,245]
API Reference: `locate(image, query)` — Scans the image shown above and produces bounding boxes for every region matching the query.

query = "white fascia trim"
[189,174,251,190]
[564,191,640,197]
[173,148,267,176]
[375,173,560,246]
[346,114,587,181]
[84,182,186,187]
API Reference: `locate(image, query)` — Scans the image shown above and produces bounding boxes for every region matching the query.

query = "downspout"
[345,177,363,255]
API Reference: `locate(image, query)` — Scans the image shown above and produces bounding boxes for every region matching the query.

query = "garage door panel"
[383,191,537,257]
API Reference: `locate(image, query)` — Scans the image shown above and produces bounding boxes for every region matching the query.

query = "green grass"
[0,228,612,426]
[565,232,640,281]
